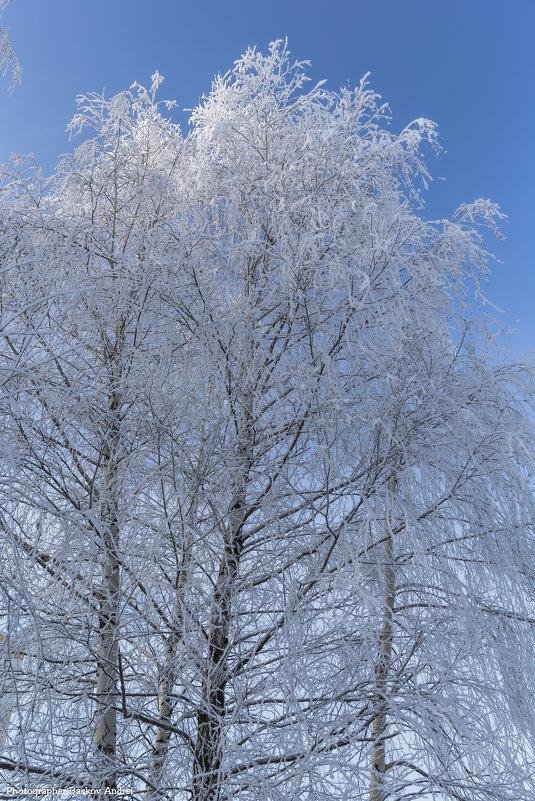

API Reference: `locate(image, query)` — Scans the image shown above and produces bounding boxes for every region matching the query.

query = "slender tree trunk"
[370,479,396,801]
[192,435,252,801]
[192,534,242,801]
[0,634,24,755]
[192,267,256,801]
[145,422,208,799]
[94,379,121,791]
[144,579,187,799]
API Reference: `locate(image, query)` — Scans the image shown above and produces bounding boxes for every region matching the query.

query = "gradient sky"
[1,0,534,353]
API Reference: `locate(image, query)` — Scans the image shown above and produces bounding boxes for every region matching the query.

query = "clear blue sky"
[1,0,534,353]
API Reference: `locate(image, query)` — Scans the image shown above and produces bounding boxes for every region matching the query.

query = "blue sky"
[1,0,534,353]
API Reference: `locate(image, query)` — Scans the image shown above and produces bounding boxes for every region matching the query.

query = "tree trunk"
[94,381,121,791]
[192,535,242,801]
[145,426,208,799]
[144,582,187,799]
[370,479,396,801]
[192,433,251,801]
[0,633,24,755]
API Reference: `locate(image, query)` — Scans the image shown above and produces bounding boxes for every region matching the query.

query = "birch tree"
[0,74,193,790]
[0,40,534,801]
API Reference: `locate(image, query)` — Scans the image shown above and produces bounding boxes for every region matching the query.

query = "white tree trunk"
[0,633,24,755]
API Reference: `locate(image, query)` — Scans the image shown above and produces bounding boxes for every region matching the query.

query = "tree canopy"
[0,40,534,801]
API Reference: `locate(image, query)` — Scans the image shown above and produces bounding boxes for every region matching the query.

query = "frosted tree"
[0,74,195,790]
[0,0,20,89]
[0,40,534,801]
